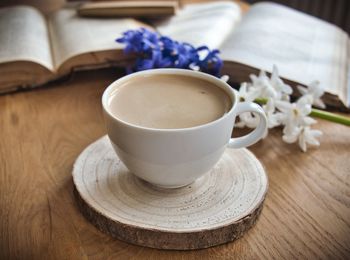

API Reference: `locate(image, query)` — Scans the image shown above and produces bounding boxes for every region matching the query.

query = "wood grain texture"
[0,1,350,257]
[1,67,349,260]
[72,136,267,250]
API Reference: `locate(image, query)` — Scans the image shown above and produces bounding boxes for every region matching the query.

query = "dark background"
[246,0,350,33]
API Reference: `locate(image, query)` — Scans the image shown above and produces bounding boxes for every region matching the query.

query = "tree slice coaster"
[73,136,268,250]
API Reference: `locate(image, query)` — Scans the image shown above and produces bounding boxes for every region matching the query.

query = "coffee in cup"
[102,69,267,188]
[108,74,232,129]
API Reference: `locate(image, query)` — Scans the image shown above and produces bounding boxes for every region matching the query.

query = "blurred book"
[0,0,65,14]
[77,1,178,17]
[0,2,348,109]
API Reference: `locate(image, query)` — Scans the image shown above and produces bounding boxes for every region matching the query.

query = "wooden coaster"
[73,136,268,250]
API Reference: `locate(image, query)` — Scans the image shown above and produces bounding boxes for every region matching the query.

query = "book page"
[48,7,150,71]
[0,6,53,70]
[221,2,349,106]
[156,1,241,49]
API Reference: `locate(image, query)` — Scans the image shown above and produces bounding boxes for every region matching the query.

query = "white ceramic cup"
[102,69,267,188]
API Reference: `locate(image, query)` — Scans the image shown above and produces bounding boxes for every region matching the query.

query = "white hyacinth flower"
[283,126,323,152]
[235,82,261,128]
[249,66,292,101]
[237,65,324,152]
[237,82,260,102]
[249,70,278,98]
[261,98,284,138]
[298,127,322,152]
[297,80,326,109]
[277,95,323,151]
[270,65,293,99]
[235,111,260,128]
[263,99,283,129]
[276,95,316,136]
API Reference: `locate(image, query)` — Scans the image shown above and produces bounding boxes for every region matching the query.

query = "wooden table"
[1,68,349,259]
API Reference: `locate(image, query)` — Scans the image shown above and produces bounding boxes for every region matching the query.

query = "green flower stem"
[310,109,350,126]
[254,98,350,126]
[254,98,268,105]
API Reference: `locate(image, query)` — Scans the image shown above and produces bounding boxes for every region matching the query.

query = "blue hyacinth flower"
[116,28,223,77]
[195,47,223,77]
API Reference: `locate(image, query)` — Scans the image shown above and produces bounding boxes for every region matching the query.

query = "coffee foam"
[108,74,232,129]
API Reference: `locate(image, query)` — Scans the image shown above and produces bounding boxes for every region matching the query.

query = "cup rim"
[102,68,237,132]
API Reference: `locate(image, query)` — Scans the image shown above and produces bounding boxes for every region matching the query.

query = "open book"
[0,4,151,90]
[0,2,349,109]
[156,2,350,109]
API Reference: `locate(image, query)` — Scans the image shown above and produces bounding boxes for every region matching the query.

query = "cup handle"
[228,102,267,149]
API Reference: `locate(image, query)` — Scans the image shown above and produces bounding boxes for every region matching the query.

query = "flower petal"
[275,100,292,112]
[298,133,307,152]
[297,85,308,95]
[220,75,229,82]
[313,99,326,109]
[282,132,298,143]
[302,116,317,126]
